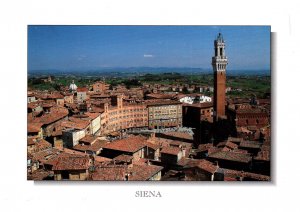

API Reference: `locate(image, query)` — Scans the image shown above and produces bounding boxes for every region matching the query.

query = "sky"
[28,26,270,71]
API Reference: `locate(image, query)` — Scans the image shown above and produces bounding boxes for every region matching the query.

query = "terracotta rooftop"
[90,106,105,113]
[73,140,107,152]
[114,154,134,163]
[144,142,160,150]
[221,168,270,181]
[208,151,252,163]
[61,118,90,130]
[94,156,112,163]
[255,145,270,161]
[27,122,43,133]
[47,93,64,99]
[27,138,52,152]
[160,131,194,140]
[32,109,69,125]
[146,93,174,99]
[27,102,40,109]
[28,170,53,181]
[217,141,238,149]
[77,87,88,92]
[161,146,181,155]
[33,139,52,152]
[227,137,243,144]
[145,100,182,106]
[128,164,163,181]
[84,112,100,119]
[62,148,88,156]
[31,148,62,164]
[231,149,249,154]
[198,143,213,152]
[184,159,218,174]
[27,137,36,146]
[90,164,127,181]
[239,140,261,149]
[52,155,91,171]
[79,135,97,144]
[169,140,193,147]
[103,135,147,153]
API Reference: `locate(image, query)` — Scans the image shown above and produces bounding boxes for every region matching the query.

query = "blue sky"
[28,26,270,71]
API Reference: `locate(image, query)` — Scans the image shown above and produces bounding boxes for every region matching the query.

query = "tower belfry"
[212,33,228,121]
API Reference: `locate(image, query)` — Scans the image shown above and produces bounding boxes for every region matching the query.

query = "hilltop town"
[27,33,271,181]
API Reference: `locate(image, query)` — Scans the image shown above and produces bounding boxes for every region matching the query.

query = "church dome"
[69,81,78,92]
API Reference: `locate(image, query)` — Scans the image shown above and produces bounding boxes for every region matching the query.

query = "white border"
[0,0,299,211]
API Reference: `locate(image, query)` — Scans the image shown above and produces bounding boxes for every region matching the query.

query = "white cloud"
[144,54,154,58]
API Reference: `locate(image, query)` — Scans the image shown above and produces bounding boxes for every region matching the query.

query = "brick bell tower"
[212,33,228,121]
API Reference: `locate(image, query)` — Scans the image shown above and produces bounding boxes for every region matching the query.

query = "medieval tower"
[212,33,228,121]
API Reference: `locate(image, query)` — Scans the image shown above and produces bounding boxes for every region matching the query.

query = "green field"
[28,73,270,99]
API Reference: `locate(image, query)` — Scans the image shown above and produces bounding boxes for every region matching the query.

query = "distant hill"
[28,67,270,77]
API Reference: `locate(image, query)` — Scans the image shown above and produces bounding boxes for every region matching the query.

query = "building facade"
[147,101,182,129]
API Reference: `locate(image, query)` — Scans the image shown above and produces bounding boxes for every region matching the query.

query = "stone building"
[160,146,183,165]
[182,102,213,128]
[227,104,269,128]
[92,81,110,93]
[52,155,92,180]
[147,100,182,129]
[100,95,148,134]
[76,87,89,103]
[100,135,147,161]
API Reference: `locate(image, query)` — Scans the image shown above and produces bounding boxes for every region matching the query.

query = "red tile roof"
[255,145,270,161]
[52,155,91,171]
[79,135,97,144]
[32,109,69,125]
[146,93,174,99]
[48,93,64,99]
[239,140,261,149]
[103,135,147,153]
[184,159,218,174]
[222,168,270,181]
[27,122,43,133]
[31,148,61,163]
[27,102,40,109]
[128,164,163,181]
[217,141,238,149]
[114,154,134,163]
[146,100,182,106]
[198,143,213,152]
[94,156,112,163]
[227,137,243,144]
[161,131,193,140]
[90,164,127,180]
[208,151,252,163]
[27,138,52,152]
[73,140,107,152]
[77,87,88,92]
[161,146,181,155]
[61,118,90,130]
[28,170,53,181]
[85,112,100,119]
[144,142,160,150]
